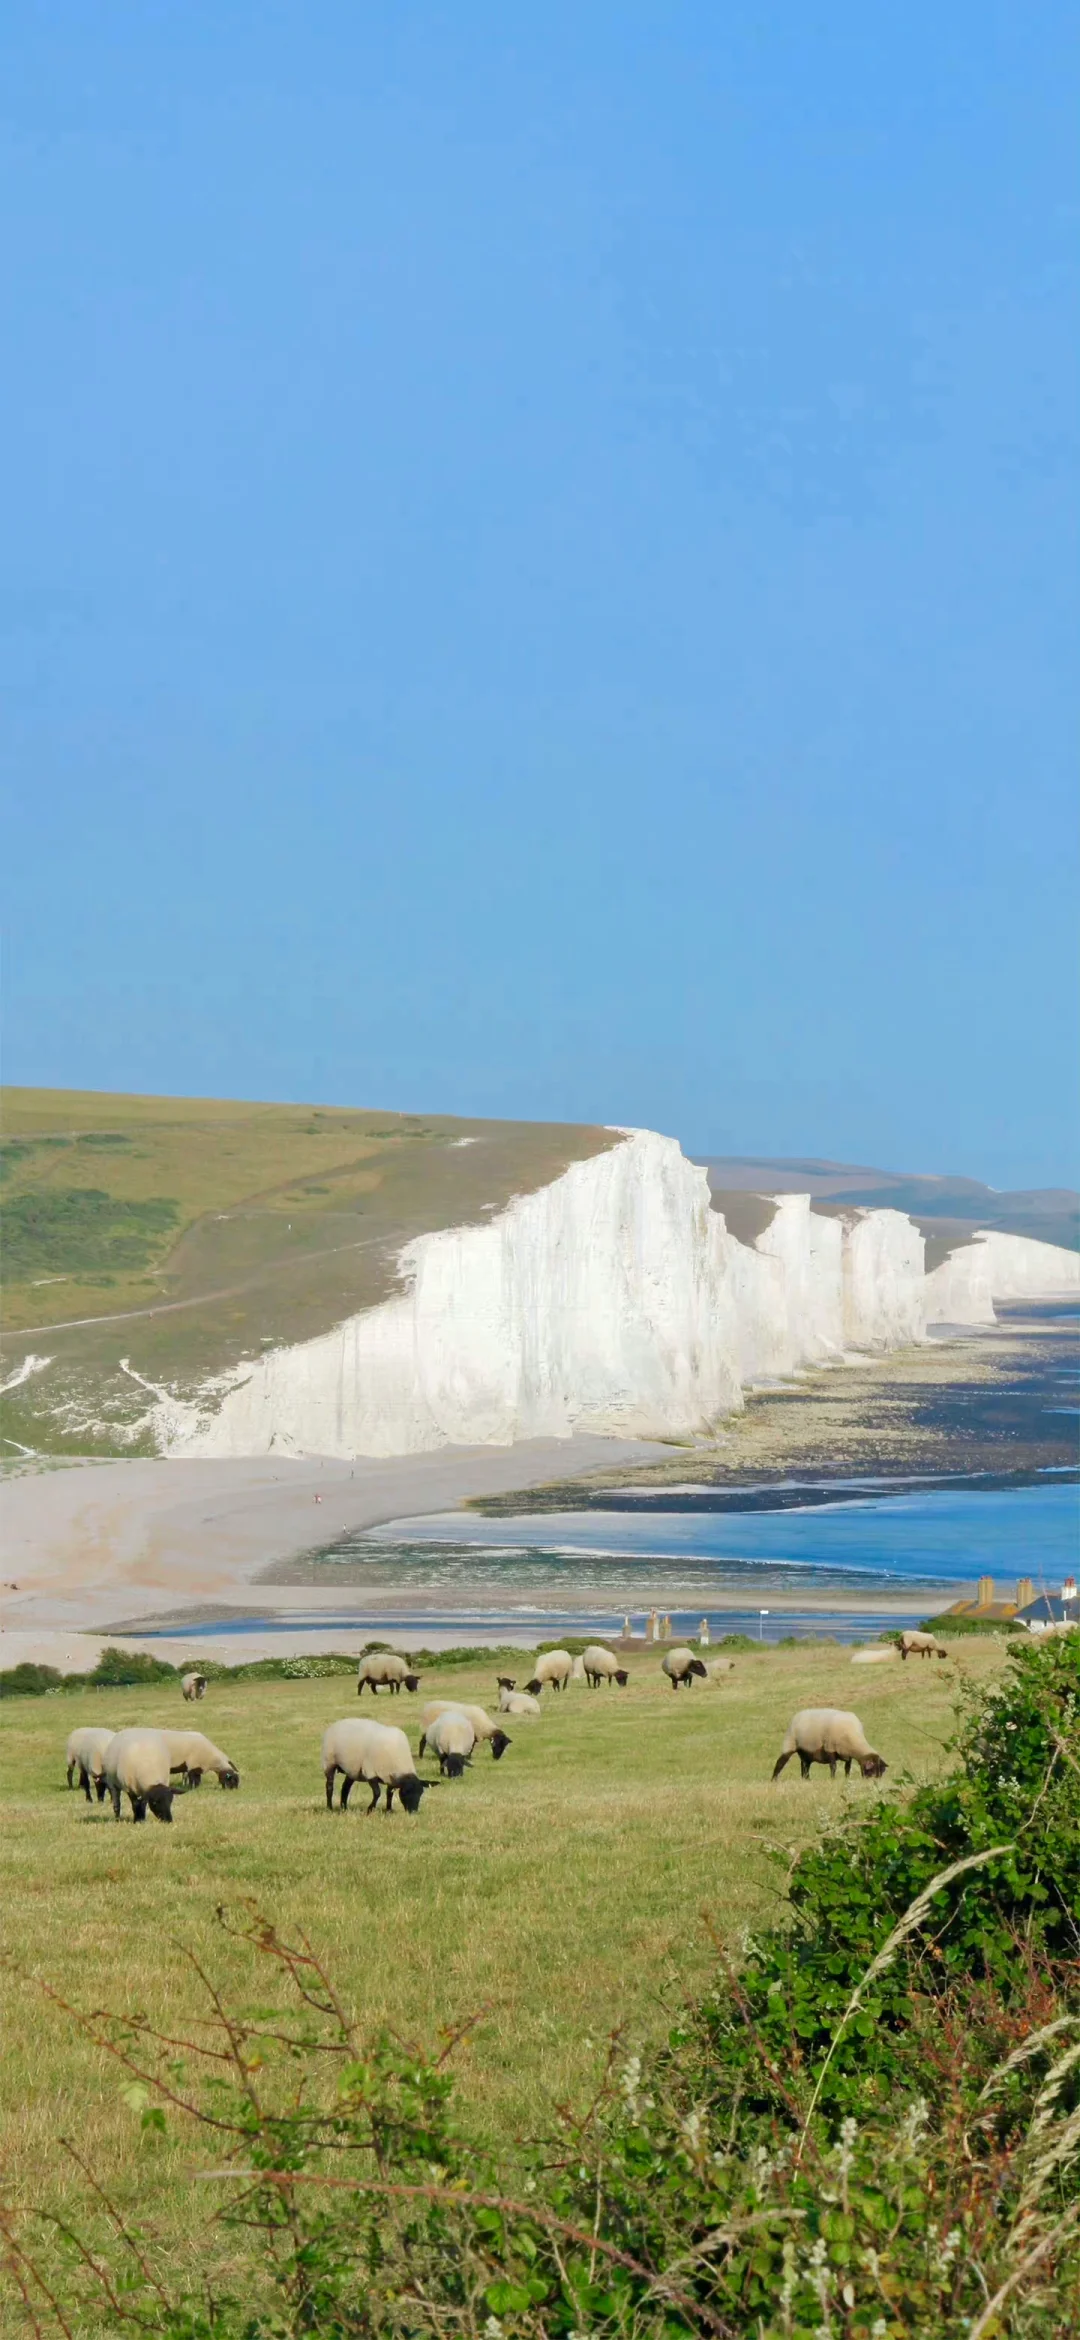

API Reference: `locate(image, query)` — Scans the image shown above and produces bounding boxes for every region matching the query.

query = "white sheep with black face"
[581,1646,629,1689]
[181,1672,208,1701]
[66,1727,117,1802]
[661,1648,708,1689]
[771,1708,888,1782]
[102,1730,177,1824]
[417,1707,477,1778]
[899,1631,948,1662]
[420,1702,511,1758]
[523,1650,573,1695]
[160,1729,240,1788]
[498,1688,542,1717]
[356,1651,421,1696]
[322,1719,431,1814]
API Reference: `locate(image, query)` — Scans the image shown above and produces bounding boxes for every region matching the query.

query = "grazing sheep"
[661,1647,708,1689]
[524,1649,573,1695]
[709,1658,735,1680]
[418,1707,477,1777]
[772,1708,887,1782]
[102,1729,177,1824]
[899,1630,948,1662]
[181,1672,208,1702]
[581,1645,629,1689]
[851,1647,897,1665]
[65,1726,117,1803]
[498,1688,542,1717]
[356,1651,421,1696]
[420,1701,511,1759]
[160,1729,240,1788]
[322,1719,430,1814]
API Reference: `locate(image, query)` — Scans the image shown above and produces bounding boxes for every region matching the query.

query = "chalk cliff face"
[157,1131,1074,1461]
[925,1231,1080,1324]
[167,1132,743,1458]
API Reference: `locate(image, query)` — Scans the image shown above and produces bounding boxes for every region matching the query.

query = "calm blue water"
[142,1482,1079,1646]
[356,1481,1079,1596]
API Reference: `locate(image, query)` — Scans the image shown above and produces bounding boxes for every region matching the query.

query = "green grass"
[0,1088,617,1455]
[0,1637,1005,2314]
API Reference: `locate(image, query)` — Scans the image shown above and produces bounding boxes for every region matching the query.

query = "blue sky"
[2,4,1076,1188]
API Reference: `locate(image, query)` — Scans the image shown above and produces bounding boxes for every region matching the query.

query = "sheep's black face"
[403,1673,421,1693]
[490,1730,511,1760]
[398,1776,428,1813]
[689,1661,707,1679]
[441,1753,467,1778]
[524,1677,543,1696]
[862,1755,888,1778]
[219,1768,240,1789]
[614,1669,629,1686]
[496,1676,516,1690]
[147,1786,174,1824]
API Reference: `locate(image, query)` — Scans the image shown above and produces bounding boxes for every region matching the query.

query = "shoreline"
[3,1310,1074,1672]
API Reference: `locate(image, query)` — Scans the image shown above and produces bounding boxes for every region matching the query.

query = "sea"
[158,1476,1080,1647]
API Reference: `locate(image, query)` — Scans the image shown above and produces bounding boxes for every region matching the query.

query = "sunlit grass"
[0,1638,1005,2316]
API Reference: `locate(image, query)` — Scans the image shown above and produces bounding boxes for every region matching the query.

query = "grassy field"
[0,1637,1006,2320]
[0,1088,615,1455]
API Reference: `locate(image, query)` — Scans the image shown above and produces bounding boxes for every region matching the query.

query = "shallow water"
[163,1479,1077,1645]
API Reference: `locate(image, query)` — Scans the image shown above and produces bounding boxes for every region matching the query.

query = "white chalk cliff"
[924,1230,1080,1325]
[159,1130,1079,1461]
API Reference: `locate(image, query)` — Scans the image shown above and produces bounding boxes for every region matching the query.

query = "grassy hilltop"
[0,1089,616,1456]
[0,1637,1001,2327]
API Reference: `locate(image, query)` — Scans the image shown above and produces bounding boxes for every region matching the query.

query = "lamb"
[523,1649,573,1695]
[420,1701,511,1758]
[102,1729,177,1823]
[65,1726,117,1803]
[356,1651,421,1696]
[417,1708,478,1777]
[581,1645,629,1689]
[661,1647,708,1689]
[772,1708,888,1782]
[851,1648,897,1665]
[160,1729,240,1788]
[322,1718,431,1813]
[498,1687,542,1717]
[709,1658,736,1679]
[899,1630,948,1662]
[181,1672,208,1702]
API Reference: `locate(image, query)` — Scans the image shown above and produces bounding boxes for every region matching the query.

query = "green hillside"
[0,1089,616,1457]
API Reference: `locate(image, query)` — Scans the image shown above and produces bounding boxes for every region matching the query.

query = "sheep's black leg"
[843,1758,853,1778]
[79,1767,93,1804]
[111,1785,122,1820]
[366,1781,381,1812]
[385,1785,396,1812]
[132,1796,147,1823]
[341,1775,354,1810]
[66,1762,75,1788]
[828,1756,837,1779]
[799,1754,812,1779]
[325,1767,337,1810]
[187,1769,203,1788]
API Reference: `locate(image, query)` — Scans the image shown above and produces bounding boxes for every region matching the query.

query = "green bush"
[919,1612,1016,1638]
[0,1662,65,1698]
[86,1647,179,1687]
[2,1186,179,1278]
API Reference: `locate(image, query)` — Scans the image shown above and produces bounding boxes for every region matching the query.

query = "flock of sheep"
[61,1637,901,1825]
